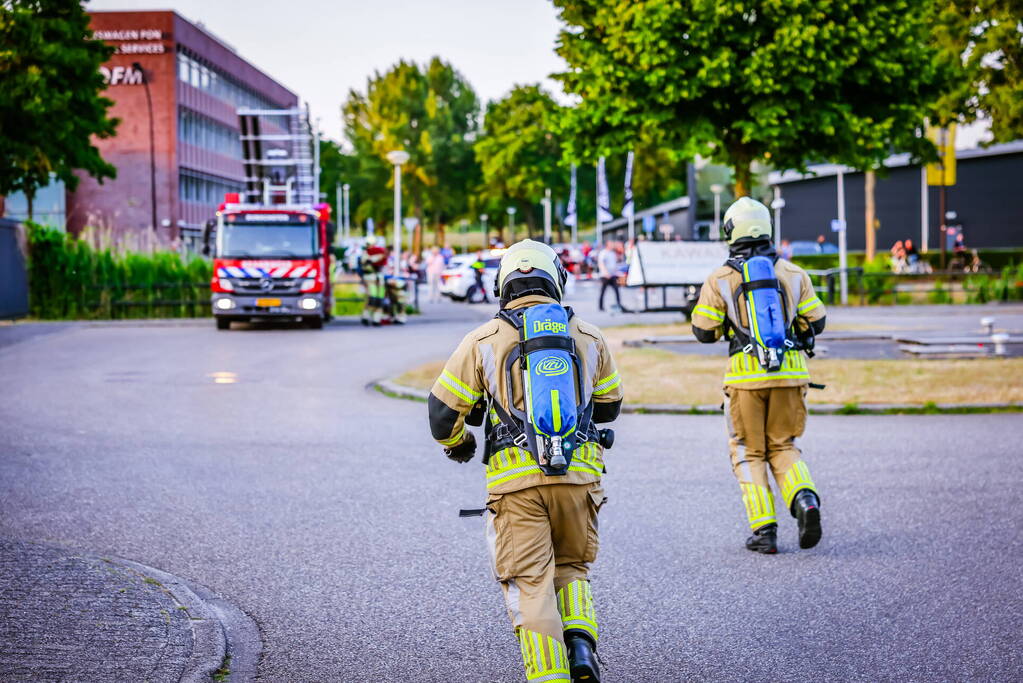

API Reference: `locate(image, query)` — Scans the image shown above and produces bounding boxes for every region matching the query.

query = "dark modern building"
[64,11,298,243]
[768,142,1023,252]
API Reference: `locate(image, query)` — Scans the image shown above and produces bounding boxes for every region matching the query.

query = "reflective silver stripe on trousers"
[487,507,524,626]
[723,389,751,481]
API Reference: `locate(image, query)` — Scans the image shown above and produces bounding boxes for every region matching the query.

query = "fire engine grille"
[229,278,302,294]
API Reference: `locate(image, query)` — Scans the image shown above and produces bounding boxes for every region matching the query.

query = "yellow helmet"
[495,239,568,303]
[722,197,772,244]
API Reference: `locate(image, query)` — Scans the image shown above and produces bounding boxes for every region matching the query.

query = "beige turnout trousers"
[725,386,817,530]
[485,482,604,679]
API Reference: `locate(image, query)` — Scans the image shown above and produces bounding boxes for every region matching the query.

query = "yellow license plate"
[255,298,282,307]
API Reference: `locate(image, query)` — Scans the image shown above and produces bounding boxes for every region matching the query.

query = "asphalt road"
[1,297,1021,681]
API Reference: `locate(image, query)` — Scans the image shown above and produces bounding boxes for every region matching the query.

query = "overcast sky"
[87,0,567,142]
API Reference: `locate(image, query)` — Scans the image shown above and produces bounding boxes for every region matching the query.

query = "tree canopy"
[473,85,567,237]
[935,0,1023,142]
[341,57,480,245]
[0,0,118,208]
[552,0,951,196]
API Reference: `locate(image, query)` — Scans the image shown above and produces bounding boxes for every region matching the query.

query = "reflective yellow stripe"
[693,305,725,322]
[439,369,481,403]
[741,482,777,530]
[724,350,809,384]
[486,443,604,488]
[798,296,823,314]
[439,426,465,447]
[593,378,620,396]
[593,371,621,396]
[519,628,571,681]
[743,262,766,346]
[780,460,816,507]
[557,579,598,642]
[551,389,561,432]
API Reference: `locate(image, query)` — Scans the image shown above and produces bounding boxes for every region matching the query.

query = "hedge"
[26,223,211,319]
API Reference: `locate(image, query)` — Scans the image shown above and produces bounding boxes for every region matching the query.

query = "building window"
[178,107,243,159]
[176,48,284,112]
[179,169,245,207]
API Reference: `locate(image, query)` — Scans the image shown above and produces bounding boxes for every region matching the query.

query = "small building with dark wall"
[68,11,298,244]
[768,141,1023,252]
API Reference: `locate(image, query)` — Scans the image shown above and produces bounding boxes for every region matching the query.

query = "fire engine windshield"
[219,222,318,259]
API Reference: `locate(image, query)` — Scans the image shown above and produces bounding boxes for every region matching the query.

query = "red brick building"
[69,10,298,243]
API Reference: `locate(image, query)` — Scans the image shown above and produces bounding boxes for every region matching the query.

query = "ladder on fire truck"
[237,104,320,206]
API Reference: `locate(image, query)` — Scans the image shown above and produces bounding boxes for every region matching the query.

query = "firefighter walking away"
[428,239,623,681]
[691,197,826,554]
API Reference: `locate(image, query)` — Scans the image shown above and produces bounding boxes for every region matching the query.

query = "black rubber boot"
[745,523,778,554]
[566,634,600,682]
[791,490,822,549]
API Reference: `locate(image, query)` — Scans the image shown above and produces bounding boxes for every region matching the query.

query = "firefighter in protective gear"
[383,275,409,324]
[429,240,623,682]
[692,197,826,554]
[359,237,389,326]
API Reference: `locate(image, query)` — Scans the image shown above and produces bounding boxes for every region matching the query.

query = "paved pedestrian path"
[0,539,202,682]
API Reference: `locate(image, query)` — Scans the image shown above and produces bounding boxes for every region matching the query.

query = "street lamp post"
[506,206,516,245]
[335,183,342,242]
[710,183,724,238]
[132,62,157,234]
[386,150,410,276]
[542,188,552,244]
[770,190,786,250]
[837,168,848,305]
[480,214,489,250]
[342,183,350,242]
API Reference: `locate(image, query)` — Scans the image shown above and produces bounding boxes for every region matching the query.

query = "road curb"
[371,379,1021,415]
[114,557,261,683]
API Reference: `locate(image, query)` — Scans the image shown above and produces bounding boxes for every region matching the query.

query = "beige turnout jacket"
[429,295,623,494]
[691,259,826,390]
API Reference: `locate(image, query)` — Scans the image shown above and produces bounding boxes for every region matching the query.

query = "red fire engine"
[207,106,334,329]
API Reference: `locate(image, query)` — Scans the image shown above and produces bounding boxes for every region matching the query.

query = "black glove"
[445,431,477,463]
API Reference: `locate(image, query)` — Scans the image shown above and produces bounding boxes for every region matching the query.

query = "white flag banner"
[622,150,635,218]
[564,164,577,227]
[597,157,613,223]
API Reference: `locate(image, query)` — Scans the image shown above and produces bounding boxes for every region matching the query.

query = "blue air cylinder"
[742,256,787,349]
[522,304,578,455]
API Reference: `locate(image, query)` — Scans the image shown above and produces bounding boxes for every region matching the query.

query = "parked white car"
[439,254,501,302]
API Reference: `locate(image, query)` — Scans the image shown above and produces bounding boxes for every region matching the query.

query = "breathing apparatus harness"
[722,243,816,372]
[465,305,614,477]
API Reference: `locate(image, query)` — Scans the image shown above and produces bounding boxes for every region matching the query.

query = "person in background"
[597,240,629,312]
[816,234,827,253]
[779,239,793,261]
[468,250,490,304]
[890,240,907,273]
[426,246,446,304]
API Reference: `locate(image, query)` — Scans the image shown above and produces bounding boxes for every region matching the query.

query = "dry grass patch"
[395,351,1023,406]
[617,350,1023,405]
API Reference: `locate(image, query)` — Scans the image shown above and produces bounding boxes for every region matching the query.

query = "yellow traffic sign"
[926,124,956,186]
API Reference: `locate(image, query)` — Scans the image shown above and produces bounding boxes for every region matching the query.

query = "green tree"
[342,57,480,247]
[474,85,567,240]
[935,0,1023,141]
[0,0,118,215]
[552,0,950,197]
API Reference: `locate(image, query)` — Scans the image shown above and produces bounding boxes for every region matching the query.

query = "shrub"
[26,223,211,319]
